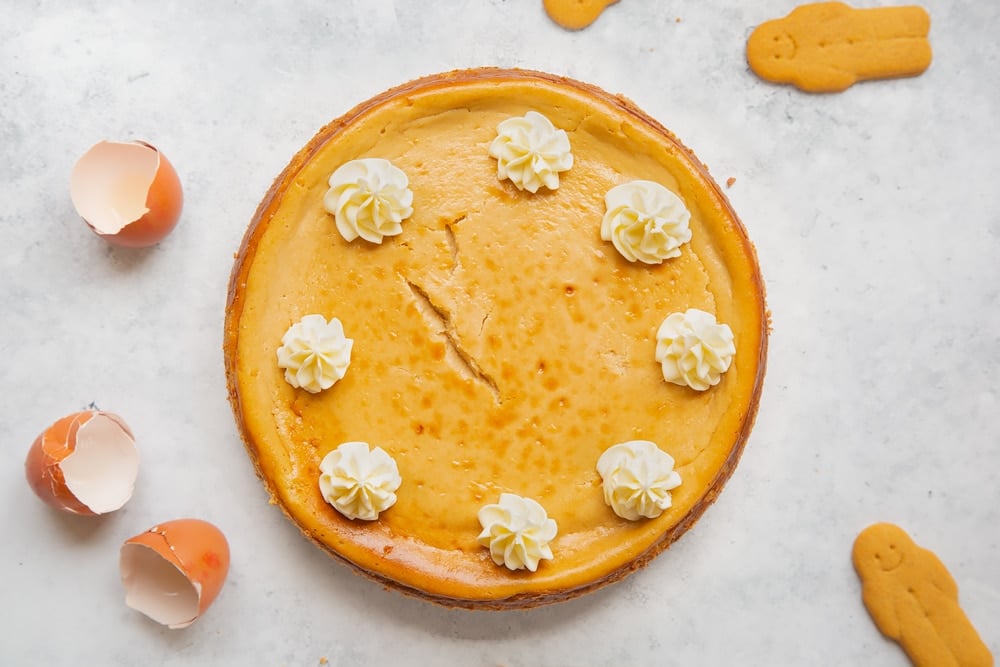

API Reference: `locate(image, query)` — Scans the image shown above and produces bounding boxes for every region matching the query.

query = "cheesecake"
[224,68,768,608]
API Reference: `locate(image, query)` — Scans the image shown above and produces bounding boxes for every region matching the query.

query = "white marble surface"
[2,1,998,665]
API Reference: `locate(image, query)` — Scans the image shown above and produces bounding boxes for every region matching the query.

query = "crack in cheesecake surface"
[403,276,501,404]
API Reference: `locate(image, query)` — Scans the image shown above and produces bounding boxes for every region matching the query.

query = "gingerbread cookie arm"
[860,580,902,639]
[920,546,959,599]
[747,2,932,93]
[784,1,851,25]
[788,62,858,94]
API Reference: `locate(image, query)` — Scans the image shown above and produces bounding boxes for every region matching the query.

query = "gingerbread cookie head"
[853,522,913,577]
[745,21,798,81]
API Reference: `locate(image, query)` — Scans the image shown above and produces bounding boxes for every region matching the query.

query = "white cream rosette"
[477,493,557,571]
[601,180,692,264]
[319,441,402,521]
[276,314,353,393]
[655,308,735,391]
[597,440,682,520]
[488,111,573,193]
[324,157,413,244]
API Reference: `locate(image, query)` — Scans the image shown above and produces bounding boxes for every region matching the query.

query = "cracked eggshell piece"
[70,140,183,247]
[24,410,139,515]
[120,519,230,629]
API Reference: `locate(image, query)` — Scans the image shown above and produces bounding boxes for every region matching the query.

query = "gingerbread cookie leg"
[543,0,619,30]
[746,2,932,93]
[852,523,993,667]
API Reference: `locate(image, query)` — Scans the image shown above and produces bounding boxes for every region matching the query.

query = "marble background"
[2,1,998,665]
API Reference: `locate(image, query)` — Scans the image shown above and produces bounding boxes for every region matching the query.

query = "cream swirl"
[477,493,557,572]
[597,440,682,520]
[324,158,413,244]
[488,111,573,193]
[319,441,402,521]
[276,314,353,394]
[601,180,692,264]
[655,308,735,391]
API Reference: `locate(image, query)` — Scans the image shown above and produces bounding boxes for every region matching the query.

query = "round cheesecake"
[224,69,768,608]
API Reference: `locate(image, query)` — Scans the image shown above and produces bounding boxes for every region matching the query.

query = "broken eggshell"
[70,140,183,247]
[120,519,231,629]
[24,410,139,515]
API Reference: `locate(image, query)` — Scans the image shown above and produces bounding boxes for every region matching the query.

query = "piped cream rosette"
[276,314,353,394]
[319,441,402,521]
[655,309,735,391]
[477,493,558,571]
[597,441,682,520]
[601,180,692,264]
[324,158,414,244]
[488,111,573,193]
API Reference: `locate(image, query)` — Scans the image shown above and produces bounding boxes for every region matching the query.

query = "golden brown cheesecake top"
[225,69,767,607]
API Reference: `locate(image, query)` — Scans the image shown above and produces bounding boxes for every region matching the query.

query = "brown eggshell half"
[70,140,183,247]
[24,410,139,515]
[120,519,231,629]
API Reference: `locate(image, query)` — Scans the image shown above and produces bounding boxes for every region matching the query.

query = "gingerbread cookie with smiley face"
[747,2,932,93]
[852,523,993,667]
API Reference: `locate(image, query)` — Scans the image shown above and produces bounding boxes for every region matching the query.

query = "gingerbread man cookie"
[852,523,993,667]
[746,2,932,93]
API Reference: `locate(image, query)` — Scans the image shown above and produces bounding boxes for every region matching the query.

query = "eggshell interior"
[120,542,201,629]
[70,141,160,235]
[120,519,230,629]
[58,412,138,514]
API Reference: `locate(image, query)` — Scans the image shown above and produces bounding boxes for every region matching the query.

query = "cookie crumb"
[675,17,682,23]
[726,177,736,188]
[319,658,328,665]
